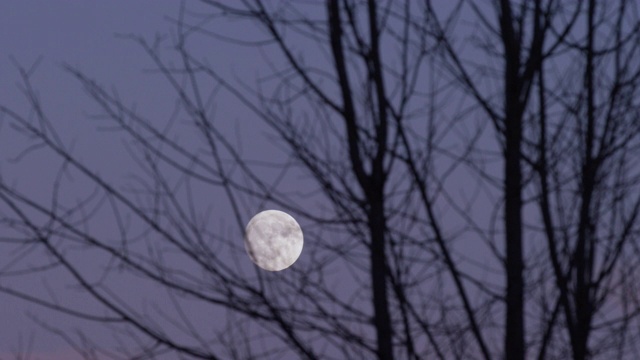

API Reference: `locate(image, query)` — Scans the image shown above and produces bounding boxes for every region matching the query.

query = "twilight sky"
[2,1,639,359]
[1,2,331,358]
[0,1,504,359]
[1,2,202,357]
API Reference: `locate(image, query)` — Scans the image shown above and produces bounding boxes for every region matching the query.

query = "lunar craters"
[244,210,303,271]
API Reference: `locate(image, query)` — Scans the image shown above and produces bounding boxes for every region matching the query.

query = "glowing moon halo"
[244,210,303,271]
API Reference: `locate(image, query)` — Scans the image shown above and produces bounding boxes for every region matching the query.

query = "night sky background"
[2,2,179,357]
[2,1,640,359]
[1,2,346,358]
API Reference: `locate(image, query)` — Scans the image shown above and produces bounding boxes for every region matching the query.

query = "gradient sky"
[2,1,637,359]
[1,2,194,356]
[2,2,328,357]
[0,2,505,359]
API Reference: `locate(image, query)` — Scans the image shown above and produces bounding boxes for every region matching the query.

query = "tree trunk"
[369,188,393,360]
[500,1,525,358]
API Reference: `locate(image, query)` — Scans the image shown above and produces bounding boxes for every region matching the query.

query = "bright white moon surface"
[244,210,304,271]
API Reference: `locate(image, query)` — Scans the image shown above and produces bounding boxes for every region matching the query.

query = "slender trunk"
[327,1,393,358]
[366,0,393,357]
[500,1,525,358]
[504,81,524,360]
[574,0,596,358]
[369,185,393,360]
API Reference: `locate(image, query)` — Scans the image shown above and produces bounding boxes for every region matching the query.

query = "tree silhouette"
[1,1,640,359]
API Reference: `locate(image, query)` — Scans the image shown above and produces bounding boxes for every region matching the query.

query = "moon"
[244,210,304,271]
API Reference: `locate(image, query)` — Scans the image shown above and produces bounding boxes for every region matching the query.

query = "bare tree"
[1,1,640,359]
[532,0,640,358]
[426,1,574,358]
[431,0,640,359]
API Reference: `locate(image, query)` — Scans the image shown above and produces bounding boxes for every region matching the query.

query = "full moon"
[244,210,304,271]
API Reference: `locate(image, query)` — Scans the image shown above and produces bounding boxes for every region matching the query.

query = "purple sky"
[0,2,506,358]
[1,2,330,357]
[1,1,190,356]
[2,1,638,359]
